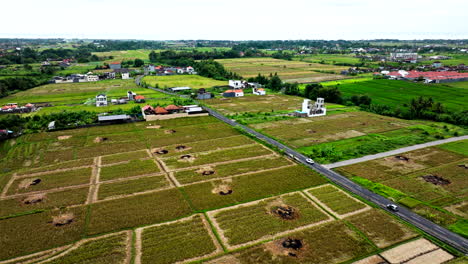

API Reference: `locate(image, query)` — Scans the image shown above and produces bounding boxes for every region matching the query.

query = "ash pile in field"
[458,164,468,169]
[165,129,176,134]
[19,178,42,189]
[22,193,46,205]
[197,166,215,176]
[212,184,233,196]
[395,155,410,161]
[421,174,451,185]
[175,145,187,151]
[179,154,196,163]
[282,238,303,250]
[272,205,299,220]
[265,237,306,258]
[94,137,108,143]
[51,213,74,227]
[154,149,169,155]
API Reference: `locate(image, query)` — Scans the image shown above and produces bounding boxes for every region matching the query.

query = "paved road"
[202,106,468,254]
[324,135,468,169]
[135,77,468,253]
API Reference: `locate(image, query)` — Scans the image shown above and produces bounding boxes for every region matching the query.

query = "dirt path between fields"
[0,245,72,264]
[36,231,131,264]
[134,214,222,264]
[324,135,468,169]
[86,157,100,204]
[1,173,16,198]
[303,184,371,219]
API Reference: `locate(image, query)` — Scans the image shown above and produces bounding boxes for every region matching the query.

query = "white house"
[96,94,108,107]
[300,98,326,117]
[229,80,245,89]
[432,61,443,68]
[223,89,244,97]
[121,72,130,79]
[86,75,99,82]
[186,66,195,74]
[252,88,266,95]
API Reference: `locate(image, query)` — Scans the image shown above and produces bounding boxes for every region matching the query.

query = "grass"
[142,75,226,89]
[216,57,350,83]
[46,232,128,264]
[182,165,327,211]
[140,215,218,264]
[437,139,468,155]
[161,144,273,170]
[213,192,329,245]
[329,79,468,111]
[346,209,418,248]
[98,175,170,200]
[307,185,366,215]
[92,49,152,62]
[174,156,292,185]
[295,54,363,65]
[99,159,160,181]
[7,168,92,195]
[233,221,375,264]
[0,207,87,261]
[87,188,192,235]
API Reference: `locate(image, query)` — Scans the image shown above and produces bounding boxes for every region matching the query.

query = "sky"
[1,0,467,40]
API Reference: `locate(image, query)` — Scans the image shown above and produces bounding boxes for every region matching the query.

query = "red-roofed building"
[155,106,169,115]
[223,89,244,97]
[109,62,121,70]
[164,104,181,113]
[135,95,145,103]
[383,70,468,83]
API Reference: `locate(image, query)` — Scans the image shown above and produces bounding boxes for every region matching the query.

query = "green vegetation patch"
[87,188,192,235]
[98,175,171,200]
[437,140,468,156]
[46,232,128,264]
[100,159,160,181]
[174,156,291,185]
[398,197,422,208]
[0,207,87,261]
[16,158,94,176]
[347,209,417,248]
[161,144,272,170]
[213,192,329,245]
[333,79,468,111]
[142,75,226,89]
[0,187,88,218]
[307,185,366,215]
[140,215,217,264]
[183,165,327,211]
[233,221,375,264]
[7,168,92,195]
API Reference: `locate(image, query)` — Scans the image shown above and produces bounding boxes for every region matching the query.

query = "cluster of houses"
[1,103,37,114]
[42,59,73,68]
[95,91,145,107]
[144,65,196,76]
[375,70,468,83]
[221,80,264,97]
[51,69,130,84]
[141,104,207,121]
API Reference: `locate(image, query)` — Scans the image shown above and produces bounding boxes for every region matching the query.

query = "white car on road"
[306,158,315,164]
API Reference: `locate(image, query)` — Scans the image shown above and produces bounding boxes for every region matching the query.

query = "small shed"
[135,95,145,103]
[169,87,191,92]
[155,106,169,115]
[98,114,131,123]
[48,121,56,130]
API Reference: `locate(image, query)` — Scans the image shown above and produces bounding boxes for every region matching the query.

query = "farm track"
[324,135,468,169]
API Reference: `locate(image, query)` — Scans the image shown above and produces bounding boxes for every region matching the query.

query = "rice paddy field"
[0,79,174,114]
[91,49,154,63]
[215,57,350,83]
[0,115,445,263]
[325,79,468,111]
[336,140,468,238]
[142,75,227,89]
[248,110,466,163]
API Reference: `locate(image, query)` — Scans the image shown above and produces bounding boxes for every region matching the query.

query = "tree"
[267,74,282,91]
[134,58,144,67]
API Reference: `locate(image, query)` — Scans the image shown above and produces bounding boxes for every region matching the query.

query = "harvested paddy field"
[336,140,468,237]
[216,57,349,83]
[0,115,440,262]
